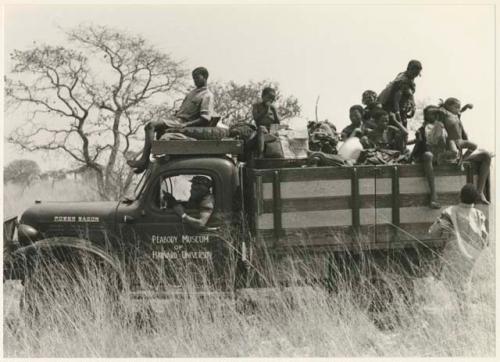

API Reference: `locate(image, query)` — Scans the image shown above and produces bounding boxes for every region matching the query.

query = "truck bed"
[247,161,489,252]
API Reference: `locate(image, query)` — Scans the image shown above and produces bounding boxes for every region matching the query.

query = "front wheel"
[20,247,123,324]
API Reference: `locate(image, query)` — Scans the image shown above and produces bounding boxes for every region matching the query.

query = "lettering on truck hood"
[20,201,119,226]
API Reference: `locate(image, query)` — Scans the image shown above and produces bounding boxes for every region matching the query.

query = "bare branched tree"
[6,24,187,200]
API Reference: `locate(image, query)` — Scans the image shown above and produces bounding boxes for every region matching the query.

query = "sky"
[2,3,496,170]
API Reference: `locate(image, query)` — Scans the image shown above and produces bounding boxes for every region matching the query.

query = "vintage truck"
[3,139,491,300]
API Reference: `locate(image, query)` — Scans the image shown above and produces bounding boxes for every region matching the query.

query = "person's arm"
[172,200,214,230]
[429,211,453,237]
[459,121,469,141]
[391,119,408,135]
[392,90,403,122]
[181,209,213,230]
[270,104,281,124]
[478,210,489,247]
[252,103,268,126]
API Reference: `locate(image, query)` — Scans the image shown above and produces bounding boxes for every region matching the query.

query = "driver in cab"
[163,176,214,230]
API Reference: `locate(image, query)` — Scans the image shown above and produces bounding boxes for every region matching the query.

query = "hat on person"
[190,176,212,188]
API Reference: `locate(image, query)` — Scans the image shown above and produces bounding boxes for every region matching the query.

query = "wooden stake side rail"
[151,139,244,156]
[248,162,488,250]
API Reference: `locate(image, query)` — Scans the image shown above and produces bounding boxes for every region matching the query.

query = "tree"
[4,159,41,187]
[211,80,301,127]
[6,24,187,200]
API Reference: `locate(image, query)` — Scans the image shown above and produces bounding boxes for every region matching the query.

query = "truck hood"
[19,201,119,227]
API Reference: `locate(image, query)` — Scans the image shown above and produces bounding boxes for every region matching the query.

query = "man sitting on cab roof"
[163,176,215,230]
[127,67,215,173]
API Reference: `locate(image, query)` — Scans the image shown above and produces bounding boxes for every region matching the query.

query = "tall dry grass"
[3,179,496,357]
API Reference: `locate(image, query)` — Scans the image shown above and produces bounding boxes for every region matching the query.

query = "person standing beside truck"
[428,183,489,315]
[163,176,215,230]
[127,67,215,173]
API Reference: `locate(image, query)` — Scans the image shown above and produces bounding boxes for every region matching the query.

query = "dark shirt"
[252,103,280,130]
[362,102,382,130]
[379,72,416,121]
[341,123,361,140]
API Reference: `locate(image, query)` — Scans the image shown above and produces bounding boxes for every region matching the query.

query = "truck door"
[126,171,224,289]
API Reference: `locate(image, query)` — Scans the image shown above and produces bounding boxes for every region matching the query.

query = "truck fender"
[11,237,126,288]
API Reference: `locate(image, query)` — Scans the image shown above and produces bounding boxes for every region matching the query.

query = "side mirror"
[123,215,135,224]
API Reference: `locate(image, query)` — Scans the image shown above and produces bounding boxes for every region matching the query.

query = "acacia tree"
[211,80,301,127]
[6,25,186,200]
[4,159,41,187]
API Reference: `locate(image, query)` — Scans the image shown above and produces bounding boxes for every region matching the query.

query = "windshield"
[133,168,150,200]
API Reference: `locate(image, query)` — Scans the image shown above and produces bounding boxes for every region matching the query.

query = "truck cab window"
[155,174,216,229]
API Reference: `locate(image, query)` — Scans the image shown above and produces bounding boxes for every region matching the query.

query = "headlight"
[18,224,41,246]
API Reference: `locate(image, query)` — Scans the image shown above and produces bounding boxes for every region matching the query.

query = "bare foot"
[430,200,441,209]
[478,193,490,205]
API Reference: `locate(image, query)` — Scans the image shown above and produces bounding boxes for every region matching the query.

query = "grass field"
[2,180,496,357]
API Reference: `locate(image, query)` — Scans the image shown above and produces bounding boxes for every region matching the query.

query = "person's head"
[373,109,389,129]
[460,183,480,204]
[349,105,364,126]
[423,105,442,124]
[406,60,422,79]
[192,67,209,88]
[362,90,377,106]
[262,87,277,104]
[189,176,212,201]
[443,97,461,115]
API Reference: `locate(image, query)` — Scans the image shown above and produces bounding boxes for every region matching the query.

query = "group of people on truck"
[126,64,491,308]
[127,62,492,213]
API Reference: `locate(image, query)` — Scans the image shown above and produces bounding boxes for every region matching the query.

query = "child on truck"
[252,87,281,156]
[361,109,407,150]
[439,97,492,204]
[340,105,364,141]
[411,105,455,209]
[361,90,382,131]
[428,183,489,314]
[439,98,476,168]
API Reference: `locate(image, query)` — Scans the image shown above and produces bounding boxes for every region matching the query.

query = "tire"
[20,247,123,323]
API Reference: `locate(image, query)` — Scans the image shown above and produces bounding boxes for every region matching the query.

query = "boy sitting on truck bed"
[361,109,407,150]
[361,90,383,131]
[127,67,215,173]
[341,105,364,141]
[411,105,456,209]
[439,97,492,204]
[252,87,281,156]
